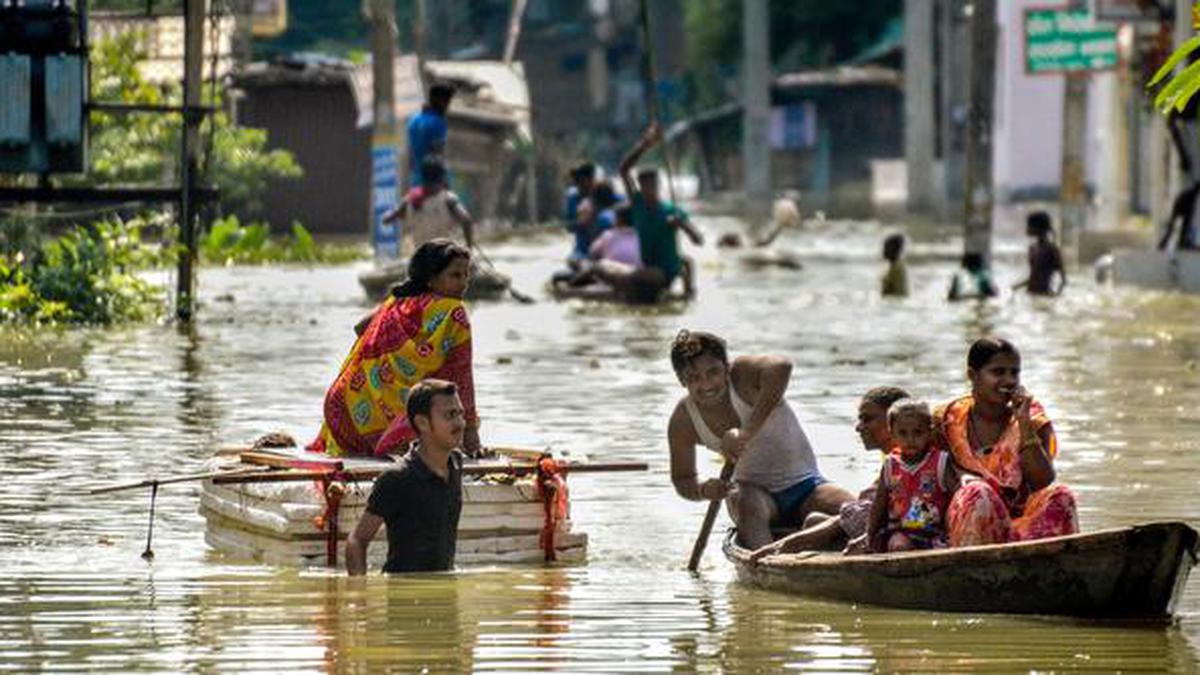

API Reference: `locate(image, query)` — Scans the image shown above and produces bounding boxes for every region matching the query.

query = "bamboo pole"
[211,460,650,485]
[89,466,271,495]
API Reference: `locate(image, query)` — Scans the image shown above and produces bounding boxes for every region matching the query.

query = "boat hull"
[725,521,1198,618]
[358,260,510,301]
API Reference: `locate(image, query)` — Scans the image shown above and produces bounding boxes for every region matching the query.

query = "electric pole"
[963,0,997,262]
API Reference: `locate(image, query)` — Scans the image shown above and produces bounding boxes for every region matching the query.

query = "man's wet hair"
[670,330,728,376]
[1027,211,1053,235]
[883,233,905,262]
[429,82,456,101]
[420,156,447,185]
[961,252,986,272]
[967,337,1020,371]
[614,203,632,226]
[861,386,911,410]
[887,398,933,427]
[571,163,596,182]
[636,167,659,183]
[592,180,618,209]
[406,379,458,429]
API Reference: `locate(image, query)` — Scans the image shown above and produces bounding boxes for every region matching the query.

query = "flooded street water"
[2,215,1200,671]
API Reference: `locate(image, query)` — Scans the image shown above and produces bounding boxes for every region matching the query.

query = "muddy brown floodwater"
[2,216,1199,671]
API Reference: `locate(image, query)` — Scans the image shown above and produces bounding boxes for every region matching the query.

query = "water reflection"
[2,218,1200,669]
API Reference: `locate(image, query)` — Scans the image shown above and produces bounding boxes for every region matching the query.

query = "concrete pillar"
[964,0,997,262]
[742,0,772,225]
[905,0,936,212]
[939,0,968,217]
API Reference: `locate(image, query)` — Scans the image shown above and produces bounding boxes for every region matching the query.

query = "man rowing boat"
[666,330,854,548]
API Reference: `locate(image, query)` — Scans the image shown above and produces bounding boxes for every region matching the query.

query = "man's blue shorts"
[770,474,828,524]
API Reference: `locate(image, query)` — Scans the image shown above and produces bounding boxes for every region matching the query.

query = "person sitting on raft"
[748,386,911,561]
[384,157,476,256]
[564,162,597,268]
[865,399,960,552]
[556,204,642,289]
[666,330,855,549]
[936,337,1078,546]
[308,240,482,458]
[606,123,703,301]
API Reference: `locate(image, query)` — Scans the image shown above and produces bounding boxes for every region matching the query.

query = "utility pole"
[904,0,936,213]
[742,0,772,226]
[1059,2,1089,258]
[366,0,401,260]
[177,0,206,322]
[963,0,997,263]
[939,0,968,217]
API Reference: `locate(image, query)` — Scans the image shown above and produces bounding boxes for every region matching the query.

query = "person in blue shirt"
[407,82,455,187]
[564,163,597,267]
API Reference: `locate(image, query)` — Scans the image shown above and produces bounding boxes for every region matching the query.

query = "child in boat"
[384,157,475,256]
[867,399,960,552]
[881,233,908,297]
[1013,211,1066,296]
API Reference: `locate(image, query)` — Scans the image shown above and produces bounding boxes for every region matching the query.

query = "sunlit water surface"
[2,216,1200,671]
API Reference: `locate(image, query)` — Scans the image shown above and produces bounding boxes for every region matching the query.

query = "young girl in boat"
[866,399,960,552]
[308,239,481,458]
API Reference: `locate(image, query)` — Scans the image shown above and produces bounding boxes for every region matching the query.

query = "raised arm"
[729,355,792,442]
[669,403,729,502]
[346,510,384,575]
[619,123,662,198]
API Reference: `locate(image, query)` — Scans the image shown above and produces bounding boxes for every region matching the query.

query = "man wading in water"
[666,330,855,548]
[346,379,466,575]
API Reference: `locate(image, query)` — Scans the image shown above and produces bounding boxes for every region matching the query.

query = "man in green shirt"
[594,124,703,301]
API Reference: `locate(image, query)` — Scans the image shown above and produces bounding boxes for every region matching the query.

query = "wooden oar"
[211,459,649,485]
[687,462,735,572]
[88,466,271,495]
[471,244,536,304]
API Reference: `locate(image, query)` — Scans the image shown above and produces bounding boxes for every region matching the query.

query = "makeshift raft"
[358,260,511,302]
[724,521,1199,618]
[547,281,689,305]
[199,447,589,568]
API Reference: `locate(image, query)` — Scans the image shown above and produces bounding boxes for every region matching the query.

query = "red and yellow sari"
[936,395,1077,546]
[308,293,476,457]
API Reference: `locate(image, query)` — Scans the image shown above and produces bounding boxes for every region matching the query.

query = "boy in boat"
[748,386,911,561]
[1013,211,1066,296]
[667,330,854,549]
[865,399,960,552]
[556,203,641,289]
[346,379,466,575]
[880,233,908,297]
[615,123,703,300]
[384,157,476,256]
[564,163,598,267]
[407,82,454,187]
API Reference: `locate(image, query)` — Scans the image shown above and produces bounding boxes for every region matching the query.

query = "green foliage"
[0,219,164,325]
[1148,35,1200,114]
[199,216,366,265]
[81,31,303,218]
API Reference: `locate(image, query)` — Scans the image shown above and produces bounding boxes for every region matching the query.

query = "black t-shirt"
[366,448,463,573]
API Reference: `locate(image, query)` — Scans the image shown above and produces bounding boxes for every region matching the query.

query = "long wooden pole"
[212,460,649,485]
[89,466,270,495]
[638,0,679,206]
[687,462,735,572]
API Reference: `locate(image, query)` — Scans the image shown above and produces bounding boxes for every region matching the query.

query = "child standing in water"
[867,399,960,552]
[880,233,909,297]
[1013,211,1066,296]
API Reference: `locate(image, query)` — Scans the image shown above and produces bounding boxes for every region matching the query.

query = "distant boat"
[724,521,1198,618]
[358,259,511,302]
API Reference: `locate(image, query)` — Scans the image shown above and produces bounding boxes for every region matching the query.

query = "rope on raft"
[638,0,679,206]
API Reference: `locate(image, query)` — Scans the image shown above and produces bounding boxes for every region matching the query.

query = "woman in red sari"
[936,338,1077,546]
[308,239,481,457]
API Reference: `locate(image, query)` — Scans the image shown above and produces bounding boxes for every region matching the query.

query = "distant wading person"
[309,240,482,458]
[1013,211,1066,296]
[880,233,909,297]
[936,338,1078,546]
[346,379,466,575]
[667,330,854,549]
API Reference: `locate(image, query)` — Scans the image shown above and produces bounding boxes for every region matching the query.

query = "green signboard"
[1025,9,1119,74]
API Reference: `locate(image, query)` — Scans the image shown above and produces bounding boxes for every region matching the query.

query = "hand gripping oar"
[687,462,735,572]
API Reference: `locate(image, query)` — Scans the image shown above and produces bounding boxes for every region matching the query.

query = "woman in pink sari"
[935,338,1078,546]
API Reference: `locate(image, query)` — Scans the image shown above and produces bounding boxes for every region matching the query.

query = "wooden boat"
[724,521,1199,618]
[547,281,689,305]
[358,260,511,302]
[199,447,587,568]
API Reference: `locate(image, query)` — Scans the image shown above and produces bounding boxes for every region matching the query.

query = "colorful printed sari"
[308,292,476,457]
[936,395,1077,546]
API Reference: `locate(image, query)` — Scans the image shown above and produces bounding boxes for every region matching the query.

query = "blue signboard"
[371,140,400,261]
